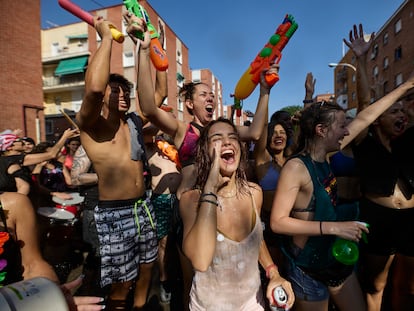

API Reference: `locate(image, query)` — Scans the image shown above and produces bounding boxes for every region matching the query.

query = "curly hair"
[194,118,249,194]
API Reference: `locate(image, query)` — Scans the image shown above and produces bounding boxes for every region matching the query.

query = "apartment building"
[1,0,44,142]
[41,1,234,141]
[332,0,414,111]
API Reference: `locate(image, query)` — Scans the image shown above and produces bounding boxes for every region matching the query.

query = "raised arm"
[237,64,279,141]
[135,22,168,125]
[303,72,316,108]
[342,70,414,148]
[77,16,114,129]
[253,104,271,166]
[344,24,374,112]
[22,128,79,166]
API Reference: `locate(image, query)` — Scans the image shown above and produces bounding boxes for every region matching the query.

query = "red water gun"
[233,14,298,116]
[58,0,124,43]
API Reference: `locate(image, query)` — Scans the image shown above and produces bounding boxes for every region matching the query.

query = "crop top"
[353,126,414,199]
[178,122,203,168]
[0,154,31,192]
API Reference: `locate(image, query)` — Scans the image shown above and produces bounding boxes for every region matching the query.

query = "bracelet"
[265,264,278,279]
[199,199,219,206]
[200,192,218,200]
[303,99,314,104]
[320,221,323,235]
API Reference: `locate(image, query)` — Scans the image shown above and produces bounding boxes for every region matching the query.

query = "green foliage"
[279,105,302,116]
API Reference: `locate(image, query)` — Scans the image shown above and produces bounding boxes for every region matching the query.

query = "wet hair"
[195,117,249,193]
[178,81,205,115]
[294,101,344,154]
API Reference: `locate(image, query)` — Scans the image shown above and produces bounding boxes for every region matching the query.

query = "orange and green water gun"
[233,14,298,116]
[123,0,169,71]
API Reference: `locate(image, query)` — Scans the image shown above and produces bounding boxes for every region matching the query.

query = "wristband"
[265,263,278,279]
[199,199,219,206]
[200,192,218,200]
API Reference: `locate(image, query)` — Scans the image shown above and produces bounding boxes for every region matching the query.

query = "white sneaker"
[160,283,171,303]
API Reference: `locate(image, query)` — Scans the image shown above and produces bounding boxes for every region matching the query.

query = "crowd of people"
[0,10,413,311]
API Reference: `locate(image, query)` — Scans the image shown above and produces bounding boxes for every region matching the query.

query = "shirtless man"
[76,16,158,310]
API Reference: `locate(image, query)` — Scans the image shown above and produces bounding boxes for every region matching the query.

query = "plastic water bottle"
[332,221,369,265]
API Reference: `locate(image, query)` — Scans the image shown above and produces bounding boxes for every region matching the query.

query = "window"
[395,19,402,33]
[383,32,389,45]
[123,51,135,68]
[383,57,389,69]
[192,70,201,82]
[394,46,402,61]
[370,44,378,60]
[130,82,136,99]
[178,99,184,112]
[45,120,54,135]
[395,73,403,87]
[383,81,388,95]
[373,66,379,77]
[176,50,182,65]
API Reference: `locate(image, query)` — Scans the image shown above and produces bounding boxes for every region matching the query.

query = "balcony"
[43,74,85,92]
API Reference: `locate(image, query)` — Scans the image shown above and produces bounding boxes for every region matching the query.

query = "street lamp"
[328,62,357,72]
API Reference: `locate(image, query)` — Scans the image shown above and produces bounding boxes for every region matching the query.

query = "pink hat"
[0,133,20,152]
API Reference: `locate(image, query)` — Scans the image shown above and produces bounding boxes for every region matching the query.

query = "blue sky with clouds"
[42,0,404,113]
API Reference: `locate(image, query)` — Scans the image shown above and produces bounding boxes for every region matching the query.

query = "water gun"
[58,0,124,43]
[233,14,298,116]
[123,0,168,71]
[155,138,181,169]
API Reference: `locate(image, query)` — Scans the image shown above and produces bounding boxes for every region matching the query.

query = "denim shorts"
[286,261,329,302]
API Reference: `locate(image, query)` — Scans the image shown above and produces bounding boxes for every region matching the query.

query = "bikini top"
[258,162,280,191]
[178,122,203,168]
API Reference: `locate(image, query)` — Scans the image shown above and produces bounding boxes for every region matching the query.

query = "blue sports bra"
[258,163,280,191]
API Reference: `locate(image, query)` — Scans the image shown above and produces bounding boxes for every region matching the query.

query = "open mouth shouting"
[221,149,236,165]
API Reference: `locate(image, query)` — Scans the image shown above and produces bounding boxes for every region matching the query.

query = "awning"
[54,56,88,76]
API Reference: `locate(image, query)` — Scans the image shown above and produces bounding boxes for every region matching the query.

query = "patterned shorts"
[94,196,158,287]
[151,193,177,240]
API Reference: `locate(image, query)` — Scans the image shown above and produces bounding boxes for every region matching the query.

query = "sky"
[41,0,404,114]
